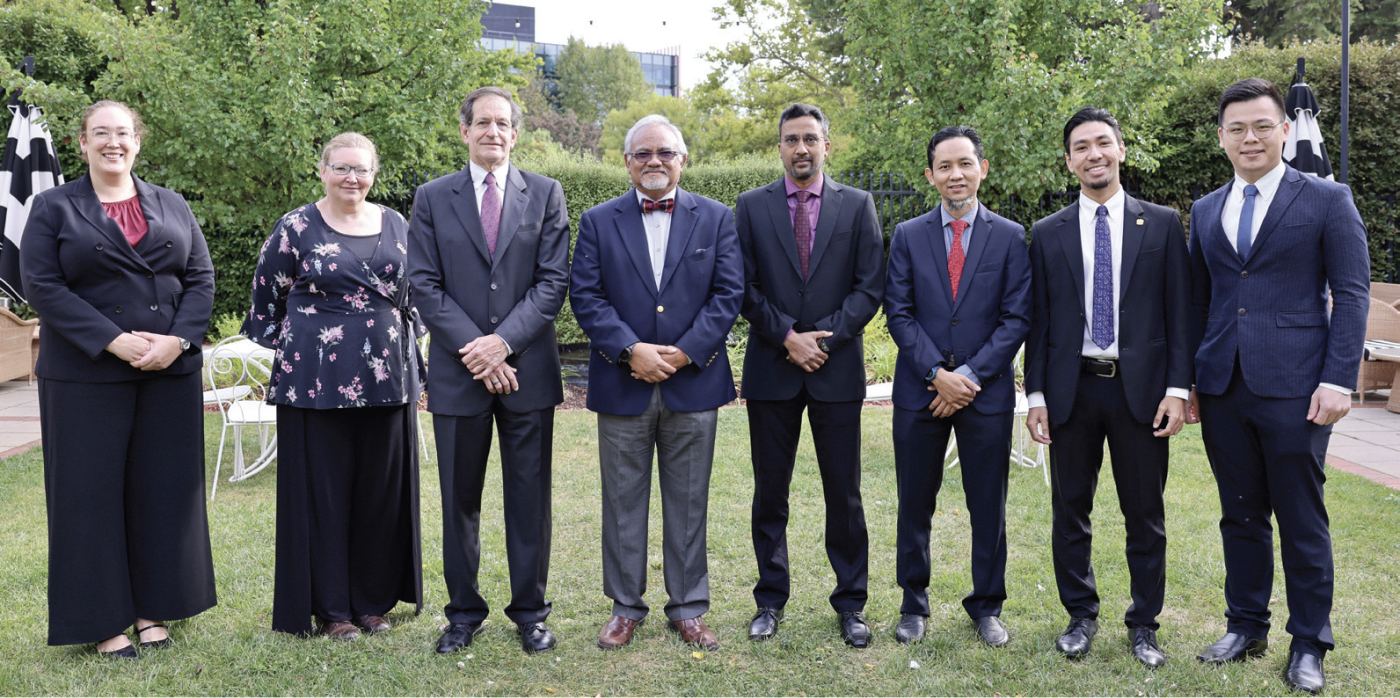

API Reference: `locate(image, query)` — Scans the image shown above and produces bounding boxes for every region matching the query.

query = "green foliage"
[519,78,601,159]
[1224,0,1399,45]
[1137,39,1400,281]
[600,91,777,167]
[554,37,652,125]
[862,307,898,383]
[840,0,1225,208]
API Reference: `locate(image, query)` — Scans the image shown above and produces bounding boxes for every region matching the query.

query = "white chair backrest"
[205,335,273,416]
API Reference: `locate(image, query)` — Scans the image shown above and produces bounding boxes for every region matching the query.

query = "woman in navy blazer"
[21,101,217,657]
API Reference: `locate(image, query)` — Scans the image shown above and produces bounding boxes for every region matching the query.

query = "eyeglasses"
[781,135,825,148]
[1223,120,1280,141]
[627,150,680,163]
[85,129,136,143]
[328,164,376,177]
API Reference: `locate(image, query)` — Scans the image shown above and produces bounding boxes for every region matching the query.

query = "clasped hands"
[105,331,184,371]
[460,334,517,394]
[628,342,689,383]
[927,368,980,418]
[784,330,832,373]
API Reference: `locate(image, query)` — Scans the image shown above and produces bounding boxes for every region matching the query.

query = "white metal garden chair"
[944,343,1048,486]
[205,335,278,499]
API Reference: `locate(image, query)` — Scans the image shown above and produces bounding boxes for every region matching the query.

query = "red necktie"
[481,172,501,259]
[948,219,968,300]
[642,198,674,214]
[794,190,812,278]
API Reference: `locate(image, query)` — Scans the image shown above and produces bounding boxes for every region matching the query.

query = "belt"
[1081,357,1118,378]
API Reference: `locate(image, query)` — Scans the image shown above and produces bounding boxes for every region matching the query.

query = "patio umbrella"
[0,59,66,304]
[1283,72,1334,181]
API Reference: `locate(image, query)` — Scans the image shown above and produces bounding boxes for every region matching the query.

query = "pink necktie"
[481,172,501,259]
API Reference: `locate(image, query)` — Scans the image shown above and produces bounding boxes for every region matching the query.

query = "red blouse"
[102,195,148,246]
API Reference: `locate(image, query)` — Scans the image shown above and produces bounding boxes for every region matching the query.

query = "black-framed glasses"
[781,135,824,148]
[1222,120,1281,141]
[627,150,680,163]
[328,163,376,177]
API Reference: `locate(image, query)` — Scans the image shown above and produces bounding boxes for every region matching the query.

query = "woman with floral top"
[243,132,425,640]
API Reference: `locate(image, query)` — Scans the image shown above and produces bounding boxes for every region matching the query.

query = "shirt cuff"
[494,333,512,356]
[954,364,980,386]
[1319,382,1351,396]
[1165,387,1190,401]
[1027,392,1047,409]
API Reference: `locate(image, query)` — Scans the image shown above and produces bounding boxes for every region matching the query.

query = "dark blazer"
[21,174,214,382]
[407,164,570,416]
[570,187,744,416]
[884,204,1031,414]
[1024,196,1192,426]
[1188,166,1370,398]
[736,175,885,402]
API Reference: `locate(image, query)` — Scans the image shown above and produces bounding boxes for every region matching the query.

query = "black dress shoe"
[97,634,138,659]
[748,607,782,640]
[974,616,1009,647]
[517,621,557,654]
[1197,632,1267,663]
[894,614,927,644]
[838,610,872,648]
[1056,617,1098,658]
[1129,626,1166,668]
[136,622,171,649]
[1284,651,1325,694]
[436,621,485,654]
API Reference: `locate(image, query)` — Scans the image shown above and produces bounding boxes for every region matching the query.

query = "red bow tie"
[642,198,674,214]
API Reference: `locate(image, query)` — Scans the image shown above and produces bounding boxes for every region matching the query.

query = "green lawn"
[1,408,1398,696]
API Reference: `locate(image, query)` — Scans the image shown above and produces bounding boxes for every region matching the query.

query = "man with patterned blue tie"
[1186,78,1369,695]
[1024,108,1191,667]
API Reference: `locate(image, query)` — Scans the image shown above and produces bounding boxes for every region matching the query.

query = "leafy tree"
[554,37,652,125]
[520,78,601,158]
[599,91,776,167]
[1224,0,1399,45]
[841,0,1225,204]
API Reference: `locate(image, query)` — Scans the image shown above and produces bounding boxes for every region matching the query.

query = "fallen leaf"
[194,664,204,678]
[545,689,556,694]
[466,654,474,659]
[910,660,921,669]
[692,651,706,659]
[865,663,875,669]
[457,662,465,668]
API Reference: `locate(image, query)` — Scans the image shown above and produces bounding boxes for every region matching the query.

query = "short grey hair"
[623,114,688,156]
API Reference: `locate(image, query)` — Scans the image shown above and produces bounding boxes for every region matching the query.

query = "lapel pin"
[1136,218,1145,226]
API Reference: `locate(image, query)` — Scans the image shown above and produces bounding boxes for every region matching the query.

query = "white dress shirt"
[1219,161,1348,397]
[469,160,512,354]
[636,189,676,290]
[1028,188,1187,410]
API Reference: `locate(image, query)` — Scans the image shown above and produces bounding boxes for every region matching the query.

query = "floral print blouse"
[243,203,425,409]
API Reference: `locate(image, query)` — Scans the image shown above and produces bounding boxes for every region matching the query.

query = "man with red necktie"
[884,125,1032,647]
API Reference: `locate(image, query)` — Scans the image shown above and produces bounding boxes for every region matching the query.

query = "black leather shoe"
[1197,632,1267,663]
[435,621,485,654]
[97,634,138,659]
[1284,651,1325,694]
[894,614,927,644]
[973,616,1009,647]
[748,607,782,640]
[517,621,557,654]
[1129,626,1166,668]
[1056,617,1098,658]
[136,622,171,649]
[838,610,872,648]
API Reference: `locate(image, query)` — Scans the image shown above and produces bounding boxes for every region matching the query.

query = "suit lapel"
[1054,205,1088,318]
[949,205,993,315]
[658,189,699,294]
[1200,183,1237,266]
[1246,167,1303,265]
[491,165,529,270]
[805,175,842,279]
[764,180,803,278]
[922,211,955,310]
[447,167,492,265]
[66,175,152,270]
[1119,196,1147,298]
[613,190,659,299]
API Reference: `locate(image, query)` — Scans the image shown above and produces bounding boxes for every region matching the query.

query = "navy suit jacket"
[407,164,571,416]
[736,175,885,402]
[570,187,744,416]
[1188,166,1369,398]
[884,204,1032,414]
[1025,196,1193,426]
[21,174,214,382]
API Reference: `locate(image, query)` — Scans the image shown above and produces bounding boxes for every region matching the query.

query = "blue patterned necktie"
[1236,183,1258,260]
[1091,205,1114,350]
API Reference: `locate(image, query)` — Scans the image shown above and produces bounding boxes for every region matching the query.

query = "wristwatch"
[617,343,635,367]
[179,337,191,351]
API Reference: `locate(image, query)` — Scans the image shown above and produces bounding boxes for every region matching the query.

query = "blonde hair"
[77,100,145,163]
[318,131,380,171]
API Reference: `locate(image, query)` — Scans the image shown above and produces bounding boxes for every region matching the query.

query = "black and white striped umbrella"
[1283,80,1334,181]
[0,96,66,303]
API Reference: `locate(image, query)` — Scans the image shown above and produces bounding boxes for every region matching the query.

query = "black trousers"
[1199,365,1334,658]
[436,402,554,625]
[1047,371,1168,628]
[40,373,216,646]
[747,386,869,612]
[273,404,419,633]
[893,404,1011,619]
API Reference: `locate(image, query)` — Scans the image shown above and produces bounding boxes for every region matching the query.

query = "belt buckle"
[1103,360,1117,378]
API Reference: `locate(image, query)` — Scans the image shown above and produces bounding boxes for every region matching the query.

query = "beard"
[786,159,818,182]
[945,195,975,213]
[1087,174,1116,190]
[639,171,670,191]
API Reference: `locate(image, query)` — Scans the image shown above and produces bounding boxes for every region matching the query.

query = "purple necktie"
[481,172,501,259]
[794,190,812,278]
[1091,205,1114,350]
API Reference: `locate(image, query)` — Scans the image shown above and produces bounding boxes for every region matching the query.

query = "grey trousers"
[598,386,717,622]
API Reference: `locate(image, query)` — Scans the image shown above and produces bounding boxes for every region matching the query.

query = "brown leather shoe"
[597,615,641,650]
[320,620,360,641]
[353,615,391,634]
[669,616,720,651]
